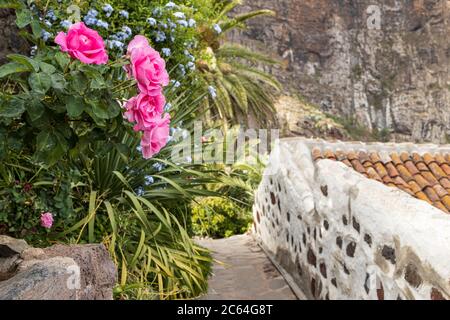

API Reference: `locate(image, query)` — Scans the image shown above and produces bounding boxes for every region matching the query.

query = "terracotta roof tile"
[313,147,450,214]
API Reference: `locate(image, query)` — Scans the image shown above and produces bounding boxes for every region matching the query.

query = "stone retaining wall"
[252,138,450,300]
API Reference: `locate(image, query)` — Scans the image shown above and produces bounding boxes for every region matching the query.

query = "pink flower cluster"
[54,23,171,160]
[40,212,54,229]
[124,36,171,159]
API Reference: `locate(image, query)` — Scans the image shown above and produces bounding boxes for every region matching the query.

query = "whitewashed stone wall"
[253,139,450,300]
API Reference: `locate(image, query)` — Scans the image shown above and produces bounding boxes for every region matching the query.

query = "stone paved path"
[196,234,297,300]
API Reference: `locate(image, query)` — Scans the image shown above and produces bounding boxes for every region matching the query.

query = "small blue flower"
[103,4,114,17]
[152,8,162,17]
[136,145,142,152]
[168,20,177,29]
[60,20,72,29]
[44,20,52,27]
[173,11,185,19]
[213,24,222,34]
[46,9,57,22]
[162,48,171,57]
[165,2,177,9]
[171,80,181,88]
[108,40,124,49]
[147,17,157,26]
[177,20,188,27]
[188,18,196,27]
[136,186,145,196]
[179,64,186,76]
[155,31,166,42]
[122,26,132,36]
[87,9,99,17]
[186,61,195,71]
[96,20,109,29]
[153,162,165,172]
[119,10,129,19]
[165,102,172,111]
[144,175,154,186]
[84,15,98,26]
[41,30,52,42]
[208,86,217,99]
[159,22,168,29]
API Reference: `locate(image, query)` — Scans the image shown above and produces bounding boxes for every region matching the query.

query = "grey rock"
[0,235,30,258]
[0,237,116,300]
[229,0,450,143]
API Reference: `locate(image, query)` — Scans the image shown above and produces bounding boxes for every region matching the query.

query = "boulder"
[0,236,116,300]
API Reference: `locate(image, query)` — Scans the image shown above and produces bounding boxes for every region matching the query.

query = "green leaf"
[39,62,56,74]
[30,20,42,38]
[29,72,52,95]
[66,96,85,118]
[70,71,88,94]
[26,99,45,122]
[7,54,39,72]
[34,131,68,166]
[91,100,110,119]
[15,8,32,28]
[0,62,31,78]
[51,73,66,90]
[0,96,25,118]
[55,52,70,70]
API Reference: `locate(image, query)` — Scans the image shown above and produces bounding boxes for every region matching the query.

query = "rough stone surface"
[253,138,450,299]
[0,9,30,64]
[196,235,297,300]
[0,237,116,300]
[229,1,450,143]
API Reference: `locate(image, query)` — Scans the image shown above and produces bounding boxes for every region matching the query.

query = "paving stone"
[196,235,298,300]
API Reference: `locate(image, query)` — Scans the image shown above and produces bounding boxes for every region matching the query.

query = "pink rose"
[40,212,54,229]
[124,92,166,131]
[127,35,151,55]
[127,42,169,95]
[140,113,171,159]
[55,22,108,65]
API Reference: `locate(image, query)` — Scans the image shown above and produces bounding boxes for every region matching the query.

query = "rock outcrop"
[0,236,116,300]
[0,9,30,64]
[229,0,450,143]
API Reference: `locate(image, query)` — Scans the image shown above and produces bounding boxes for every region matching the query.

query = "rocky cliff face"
[229,0,450,143]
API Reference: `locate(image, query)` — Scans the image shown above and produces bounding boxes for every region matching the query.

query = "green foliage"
[191,197,251,238]
[197,1,281,126]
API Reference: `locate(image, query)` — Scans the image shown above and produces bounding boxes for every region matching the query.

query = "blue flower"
[213,24,222,34]
[122,26,132,36]
[155,31,166,42]
[144,175,154,186]
[44,20,52,27]
[186,61,195,71]
[84,15,98,26]
[41,30,52,42]
[87,9,99,17]
[179,64,186,76]
[152,162,165,172]
[119,10,129,19]
[173,11,185,19]
[159,22,168,29]
[162,48,171,57]
[168,20,177,29]
[103,4,114,17]
[60,20,72,29]
[188,18,196,27]
[136,186,145,196]
[165,102,172,111]
[165,2,177,9]
[108,40,124,49]
[170,80,181,88]
[96,20,109,29]
[147,17,157,26]
[208,86,217,99]
[152,8,162,17]
[177,20,188,27]
[46,9,57,22]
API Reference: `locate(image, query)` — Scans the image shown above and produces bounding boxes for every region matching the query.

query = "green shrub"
[191,197,252,238]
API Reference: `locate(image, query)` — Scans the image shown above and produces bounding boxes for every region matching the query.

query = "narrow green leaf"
[0,62,31,78]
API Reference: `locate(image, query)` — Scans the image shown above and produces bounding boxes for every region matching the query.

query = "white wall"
[253,139,450,300]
